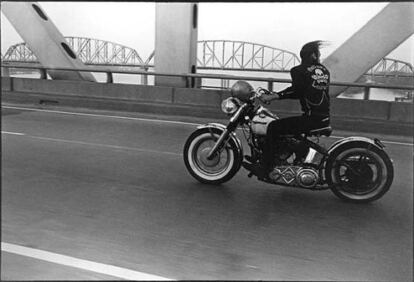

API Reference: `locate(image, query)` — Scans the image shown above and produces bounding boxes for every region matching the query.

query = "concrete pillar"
[1,67,10,77]
[323,2,414,96]
[1,1,95,82]
[155,3,198,88]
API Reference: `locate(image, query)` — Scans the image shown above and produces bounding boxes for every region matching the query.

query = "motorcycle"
[183,81,394,203]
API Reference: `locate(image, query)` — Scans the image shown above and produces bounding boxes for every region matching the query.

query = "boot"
[243,161,270,181]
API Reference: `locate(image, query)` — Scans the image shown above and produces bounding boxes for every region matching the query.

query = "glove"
[258,88,279,104]
[258,87,271,96]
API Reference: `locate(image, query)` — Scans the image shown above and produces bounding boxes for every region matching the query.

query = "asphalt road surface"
[2,104,413,281]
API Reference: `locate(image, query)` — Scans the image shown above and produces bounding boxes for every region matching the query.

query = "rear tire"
[183,128,242,185]
[326,142,394,203]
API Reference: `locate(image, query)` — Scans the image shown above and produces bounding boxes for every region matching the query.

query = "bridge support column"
[323,2,414,96]
[141,66,149,85]
[1,67,10,77]
[154,3,198,88]
[1,2,95,82]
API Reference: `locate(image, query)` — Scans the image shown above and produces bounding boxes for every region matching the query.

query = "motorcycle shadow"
[195,176,386,220]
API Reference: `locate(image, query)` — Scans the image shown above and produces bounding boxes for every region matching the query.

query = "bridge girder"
[196,40,300,71]
[3,42,38,62]
[2,37,413,77]
[65,36,145,65]
[369,58,414,75]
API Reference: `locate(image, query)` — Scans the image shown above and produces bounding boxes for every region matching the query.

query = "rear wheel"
[183,128,242,185]
[326,143,393,203]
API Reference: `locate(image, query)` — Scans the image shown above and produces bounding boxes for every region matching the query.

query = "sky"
[1,2,413,64]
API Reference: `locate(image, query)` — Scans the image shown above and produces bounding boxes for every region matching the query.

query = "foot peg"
[244,155,256,163]
[242,161,252,170]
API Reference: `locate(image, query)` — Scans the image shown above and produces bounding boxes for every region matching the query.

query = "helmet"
[231,81,254,102]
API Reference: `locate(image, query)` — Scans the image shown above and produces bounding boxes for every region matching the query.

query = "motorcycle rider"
[250,40,331,179]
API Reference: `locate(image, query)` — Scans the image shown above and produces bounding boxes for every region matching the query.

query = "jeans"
[261,115,330,168]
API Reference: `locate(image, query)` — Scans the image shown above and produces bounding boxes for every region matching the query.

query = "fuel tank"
[251,106,277,135]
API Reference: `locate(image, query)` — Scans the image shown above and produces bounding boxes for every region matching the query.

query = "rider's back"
[289,63,330,117]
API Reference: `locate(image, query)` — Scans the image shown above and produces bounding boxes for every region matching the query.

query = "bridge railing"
[1,63,413,101]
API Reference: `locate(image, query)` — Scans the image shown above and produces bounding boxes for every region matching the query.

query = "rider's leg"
[259,116,307,174]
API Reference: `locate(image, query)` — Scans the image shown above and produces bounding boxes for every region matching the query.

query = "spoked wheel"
[183,128,242,185]
[326,143,393,203]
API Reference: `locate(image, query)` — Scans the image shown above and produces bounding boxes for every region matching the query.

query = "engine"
[269,137,310,165]
[268,166,320,189]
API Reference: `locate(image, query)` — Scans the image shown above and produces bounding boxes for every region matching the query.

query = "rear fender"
[328,136,385,155]
[196,123,243,157]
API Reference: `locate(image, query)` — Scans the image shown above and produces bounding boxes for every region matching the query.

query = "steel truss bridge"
[2,36,413,77]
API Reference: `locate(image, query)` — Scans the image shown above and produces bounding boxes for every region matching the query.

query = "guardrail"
[1,63,413,100]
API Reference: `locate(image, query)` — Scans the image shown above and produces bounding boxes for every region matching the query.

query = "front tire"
[326,142,394,203]
[183,128,242,185]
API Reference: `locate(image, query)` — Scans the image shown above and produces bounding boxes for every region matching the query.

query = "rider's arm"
[276,67,306,99]
[266,91,282,101]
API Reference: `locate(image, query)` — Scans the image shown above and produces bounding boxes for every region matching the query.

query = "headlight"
[221,98,239,115]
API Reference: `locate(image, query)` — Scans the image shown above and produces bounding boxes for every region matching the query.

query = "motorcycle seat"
[307,126,332,137]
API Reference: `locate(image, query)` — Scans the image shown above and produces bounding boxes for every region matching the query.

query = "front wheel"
[325,143,394,203]
[183,128,242,185]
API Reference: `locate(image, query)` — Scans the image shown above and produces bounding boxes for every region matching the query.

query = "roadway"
[1,103,413,281]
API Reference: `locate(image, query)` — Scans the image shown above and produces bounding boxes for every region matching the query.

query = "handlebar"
[257,87,271,95]
[251,87,272,104]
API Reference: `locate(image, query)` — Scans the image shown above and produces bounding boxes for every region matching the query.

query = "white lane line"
[3,105,413,146]
[377,140,413,147]
[1,242,172,281]
[1,127,180,155]
[1,131,25,136]
[30,135,181,156]
[2,105,200,126]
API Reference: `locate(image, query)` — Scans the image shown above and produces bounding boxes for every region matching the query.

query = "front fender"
[196,123,243,157]
[197,123,227,132]
[328,136,385,155]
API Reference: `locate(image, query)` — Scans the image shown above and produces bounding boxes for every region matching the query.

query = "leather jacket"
[278,63,330,117]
